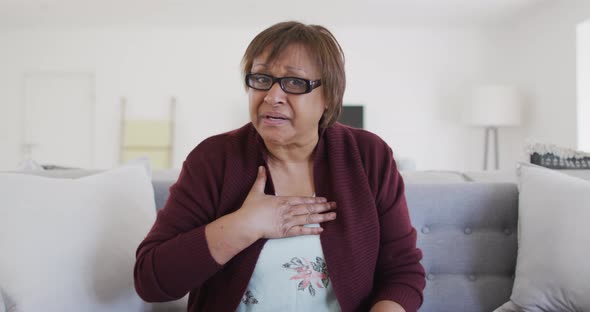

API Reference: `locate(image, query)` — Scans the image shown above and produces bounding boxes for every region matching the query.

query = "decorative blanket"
[526,143,590,169]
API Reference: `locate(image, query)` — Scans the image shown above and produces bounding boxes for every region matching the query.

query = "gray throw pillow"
[494,163,590,311]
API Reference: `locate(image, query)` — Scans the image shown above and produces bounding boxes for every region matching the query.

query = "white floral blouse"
[236,223,341,312]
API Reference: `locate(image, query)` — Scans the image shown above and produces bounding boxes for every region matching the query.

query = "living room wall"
[579,19,590,151]
[0,25,504,171]
[489,0,590,154]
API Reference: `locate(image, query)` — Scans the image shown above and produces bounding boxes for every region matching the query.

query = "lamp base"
[483,127,499,170]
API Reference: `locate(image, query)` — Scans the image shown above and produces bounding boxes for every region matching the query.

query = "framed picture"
[338,105,364,129]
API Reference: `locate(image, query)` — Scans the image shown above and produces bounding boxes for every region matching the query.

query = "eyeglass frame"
[245,73,322,95]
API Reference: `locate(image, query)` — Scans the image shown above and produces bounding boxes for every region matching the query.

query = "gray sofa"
[151,169,519,312]
[408,183,518,311]
[13,168,519,311]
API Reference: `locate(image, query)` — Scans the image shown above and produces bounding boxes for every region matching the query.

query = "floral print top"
[236,223,341,312]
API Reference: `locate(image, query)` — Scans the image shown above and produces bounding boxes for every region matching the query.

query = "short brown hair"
[241,21,346,128]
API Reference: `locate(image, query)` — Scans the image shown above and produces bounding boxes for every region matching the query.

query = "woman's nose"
[263,82,287,105]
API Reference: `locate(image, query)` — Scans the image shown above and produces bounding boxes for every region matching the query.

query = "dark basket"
[530,152,590,169]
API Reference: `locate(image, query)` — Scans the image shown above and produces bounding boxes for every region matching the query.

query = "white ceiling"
[0,0,549,29]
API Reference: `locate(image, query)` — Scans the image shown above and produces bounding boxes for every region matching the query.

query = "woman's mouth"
[267,116,287,121]
[262,113,289,125]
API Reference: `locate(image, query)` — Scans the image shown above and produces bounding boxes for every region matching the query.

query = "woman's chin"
[260,134,289,147]
[257,120,288,134]
[256,128,289,146]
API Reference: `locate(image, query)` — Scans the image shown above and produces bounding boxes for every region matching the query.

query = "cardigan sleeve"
[370,145,426,312]
[134,142,225,302]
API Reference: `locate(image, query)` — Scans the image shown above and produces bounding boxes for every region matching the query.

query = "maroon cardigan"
[134,122,425,312]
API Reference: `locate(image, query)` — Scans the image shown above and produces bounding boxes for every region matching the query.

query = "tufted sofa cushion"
[406,183,518,312]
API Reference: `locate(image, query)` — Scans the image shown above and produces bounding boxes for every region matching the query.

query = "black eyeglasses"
[245,73,322,94]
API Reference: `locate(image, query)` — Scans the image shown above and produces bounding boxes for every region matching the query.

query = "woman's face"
[248,44,326,148]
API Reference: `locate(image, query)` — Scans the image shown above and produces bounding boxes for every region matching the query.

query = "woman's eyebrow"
[284,66,307,75]
[252,63,268,69]
[251,64,309,76]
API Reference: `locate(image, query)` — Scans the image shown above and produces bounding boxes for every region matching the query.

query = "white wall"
[0,31,21,171]
[0,25,501,171]
[492,0,590,154]
[341,27,498,170]
[578,19,590,151]
[0,27,256,171]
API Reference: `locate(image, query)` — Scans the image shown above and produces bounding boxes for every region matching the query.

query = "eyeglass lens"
[247,74,310,94]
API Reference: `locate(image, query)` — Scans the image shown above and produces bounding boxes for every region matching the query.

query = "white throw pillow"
[0,165,156,312]
[494,163,590,311]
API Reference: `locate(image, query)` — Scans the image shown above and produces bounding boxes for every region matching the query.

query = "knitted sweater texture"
[134,122,425,312]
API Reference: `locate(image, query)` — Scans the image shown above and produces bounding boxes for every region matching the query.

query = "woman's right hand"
[237,166,337,240]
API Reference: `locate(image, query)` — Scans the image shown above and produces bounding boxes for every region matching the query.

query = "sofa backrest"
[406,183,518,312]
[154,179,518,312]
[8,169,519,311]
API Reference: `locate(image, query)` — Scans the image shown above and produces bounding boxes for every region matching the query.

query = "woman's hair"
[241,21,346,128]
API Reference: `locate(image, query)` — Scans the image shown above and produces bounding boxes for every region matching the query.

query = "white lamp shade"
[466,85,522,127]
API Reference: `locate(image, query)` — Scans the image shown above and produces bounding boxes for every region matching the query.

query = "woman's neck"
[264,134,318,165]
[264,135,317,197]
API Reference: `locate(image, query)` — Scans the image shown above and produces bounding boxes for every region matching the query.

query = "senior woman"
[134,21,425,312]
